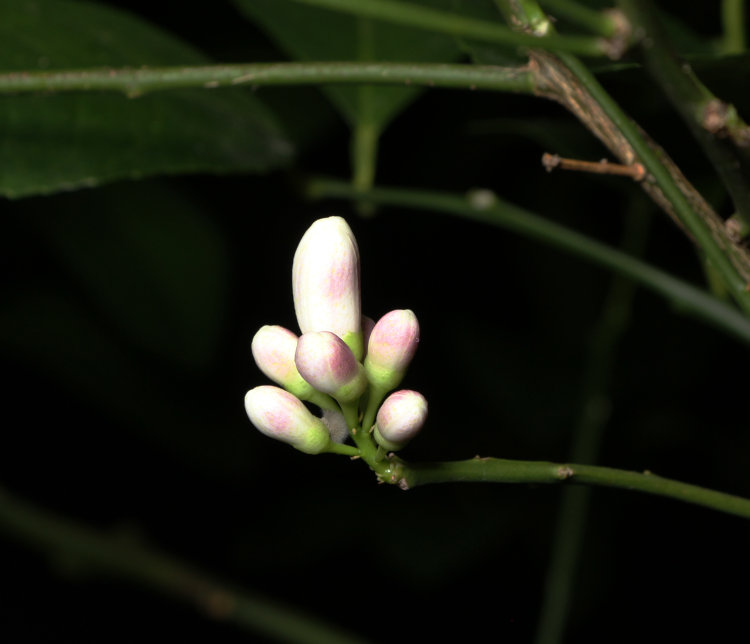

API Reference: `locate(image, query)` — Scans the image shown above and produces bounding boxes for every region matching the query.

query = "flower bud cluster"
[244,216,427,455]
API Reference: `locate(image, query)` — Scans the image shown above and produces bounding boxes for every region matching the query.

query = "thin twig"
[542,152,645,180]
[532,49,750,313]
[497,0,750,313]
[619,0,750,231]
[287,0,615,58]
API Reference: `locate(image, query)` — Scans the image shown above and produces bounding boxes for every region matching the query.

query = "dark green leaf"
[233,0,463,130]
[25,182,229,370]
[0,289,253,476]
[0,0,293,198]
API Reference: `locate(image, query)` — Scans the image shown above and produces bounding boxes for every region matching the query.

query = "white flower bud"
[364,309,419,392]
[373,389,427,451]
[244,386,331,454]
[251,325,314,399]
[295,331,367,403]
[292,216,362,358]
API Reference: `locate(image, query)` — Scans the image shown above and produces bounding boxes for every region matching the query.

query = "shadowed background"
[1,1,749,642]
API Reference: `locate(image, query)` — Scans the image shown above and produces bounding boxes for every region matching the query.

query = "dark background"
[1,1,749,642]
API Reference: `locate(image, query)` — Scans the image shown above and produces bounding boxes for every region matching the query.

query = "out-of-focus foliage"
[1,2,749,643]
[0,0,292,197]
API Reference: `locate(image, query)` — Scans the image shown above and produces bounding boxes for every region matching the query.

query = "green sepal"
[373,424,405,452]
[332,367,368,404]
[363,356,404,392]
[342,330,364,362]
[292,420,333,455]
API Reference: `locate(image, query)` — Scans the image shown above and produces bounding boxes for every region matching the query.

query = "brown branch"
[542,152,645,180]
[530,49,750,286]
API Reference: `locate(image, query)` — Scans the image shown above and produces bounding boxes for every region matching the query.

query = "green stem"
[339,401,361,434]
[288,0,611,57]
[538,0,620,37]
[343,388,392,474]
[338,399,383,469]
[534,203,649,644]
[349,425,384,472]
[327,442,361,456]
[351,122,378,193]
[0,488,371,644]
[397,458,750,519]
[618,0,750,232]
[0,62,535,96]
[722,0,746,54]
[494,0,551,34]
[351,18,379,210]
[305,390,341,413]
[307,178,750,347]
[360,385,388,442]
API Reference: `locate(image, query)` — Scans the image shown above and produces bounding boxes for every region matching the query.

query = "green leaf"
[0,289,254,476]
[24,182,229,370]
[0,0,293,198]
[233,0,463,130]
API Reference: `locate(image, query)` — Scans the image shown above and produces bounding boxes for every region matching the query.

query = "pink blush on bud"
[324,257,357,299]
[295,331,367,402]
[260,405,294,437]
[368,309,420,370]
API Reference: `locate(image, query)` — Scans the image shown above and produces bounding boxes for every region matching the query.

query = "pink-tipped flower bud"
[251,325,314,399]
[292,216,363,359]
[373,390,427,451]
[244,385,331,454]
[295,331,367,403]
[364,309,419,392]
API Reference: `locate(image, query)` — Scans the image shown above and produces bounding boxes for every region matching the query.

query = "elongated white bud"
[292,216,363,358]
[251,325,314,399]
[244,386,331,454]
[364,309,419,392]
[295,331,367,403]
[373,389,428,451]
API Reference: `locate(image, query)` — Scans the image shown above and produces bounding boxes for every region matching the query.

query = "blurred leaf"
[0,289,253,476]
[232,0,463,130]
[0,290,164,422]
[0,0,293,198]
[27,182,229,370]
